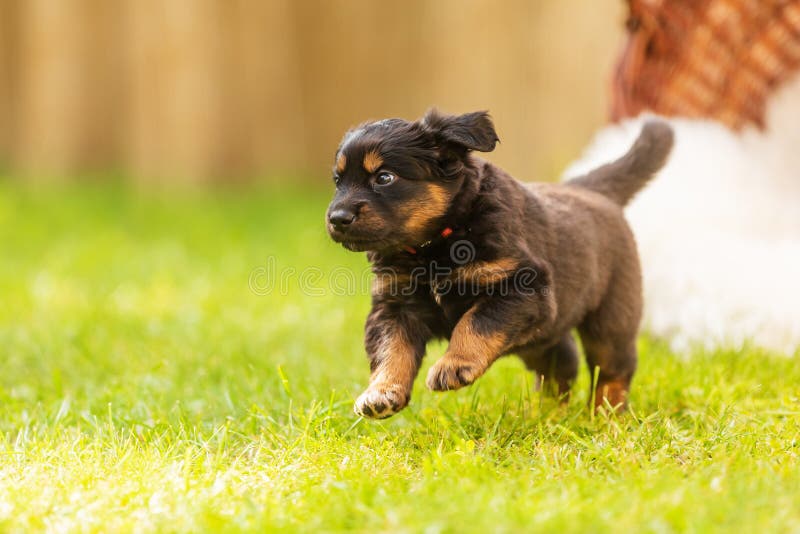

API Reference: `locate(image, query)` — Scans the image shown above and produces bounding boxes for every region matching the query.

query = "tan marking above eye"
[363,150,384,173]
[335,153,347,173]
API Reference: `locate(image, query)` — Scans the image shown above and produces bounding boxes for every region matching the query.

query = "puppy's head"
[326,110,498,252]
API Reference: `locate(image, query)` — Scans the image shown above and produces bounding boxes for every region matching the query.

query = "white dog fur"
[564,77,800,355]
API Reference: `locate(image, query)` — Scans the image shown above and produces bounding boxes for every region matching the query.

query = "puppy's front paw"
[426,357,481,391]
[354,384,409,419]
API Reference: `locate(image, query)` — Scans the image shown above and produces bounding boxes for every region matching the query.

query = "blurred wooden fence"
[0,0,622,183]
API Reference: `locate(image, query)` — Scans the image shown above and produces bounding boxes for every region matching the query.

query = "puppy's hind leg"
[517,333,579,401]
[578,334,637,413]
[578,294,641,412]
[578,233,643,412]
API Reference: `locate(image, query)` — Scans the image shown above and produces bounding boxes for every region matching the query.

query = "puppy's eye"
[374,172,396,186]
[333,175,341,186]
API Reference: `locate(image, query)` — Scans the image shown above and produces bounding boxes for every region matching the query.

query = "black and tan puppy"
[326,110,673,419]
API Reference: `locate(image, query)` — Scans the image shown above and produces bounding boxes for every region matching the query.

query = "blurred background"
[0,0,624,184]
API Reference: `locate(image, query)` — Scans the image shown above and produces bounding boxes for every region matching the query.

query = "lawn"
[0,182,798,532]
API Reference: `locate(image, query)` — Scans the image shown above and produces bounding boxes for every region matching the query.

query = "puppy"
[326,110,673,419]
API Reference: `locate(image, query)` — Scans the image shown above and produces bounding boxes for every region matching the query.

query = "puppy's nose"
[329,208,357,227]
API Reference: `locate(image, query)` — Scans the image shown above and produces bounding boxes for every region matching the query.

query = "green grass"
[0,182,799,533]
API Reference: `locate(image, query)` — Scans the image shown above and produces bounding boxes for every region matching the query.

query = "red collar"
[403,227,454,255]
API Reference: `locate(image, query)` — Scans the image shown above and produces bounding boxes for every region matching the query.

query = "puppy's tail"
[567,120,674,206]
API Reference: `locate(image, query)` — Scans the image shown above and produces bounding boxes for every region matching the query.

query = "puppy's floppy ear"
[422,109,499,153]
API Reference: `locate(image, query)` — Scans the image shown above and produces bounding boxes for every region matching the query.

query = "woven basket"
[611,0,800,130]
